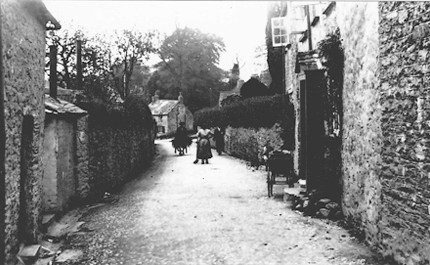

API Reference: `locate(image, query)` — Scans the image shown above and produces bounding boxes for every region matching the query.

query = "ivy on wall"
[317,28,344,137]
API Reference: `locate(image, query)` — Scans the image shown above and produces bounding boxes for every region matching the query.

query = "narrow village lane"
[66,139,384,265]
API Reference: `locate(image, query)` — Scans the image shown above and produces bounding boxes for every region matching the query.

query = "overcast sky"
[43,1,270,80]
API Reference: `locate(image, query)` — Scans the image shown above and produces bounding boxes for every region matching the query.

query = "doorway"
[299,70,326,192]
[300,69,343,202]
[19,115,35,243]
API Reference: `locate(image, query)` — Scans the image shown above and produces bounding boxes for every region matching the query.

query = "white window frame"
[271,17,289,47]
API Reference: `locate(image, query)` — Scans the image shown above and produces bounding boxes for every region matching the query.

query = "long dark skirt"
[197,138,212,159]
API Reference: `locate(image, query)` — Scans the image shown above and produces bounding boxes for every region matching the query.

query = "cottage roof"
[148,100,179,116]
[45,95,87,115]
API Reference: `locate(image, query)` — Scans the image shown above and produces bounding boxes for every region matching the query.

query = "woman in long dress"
[194,126,213,164]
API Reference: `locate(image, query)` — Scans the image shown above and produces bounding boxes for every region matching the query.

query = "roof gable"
[45,94,87,115]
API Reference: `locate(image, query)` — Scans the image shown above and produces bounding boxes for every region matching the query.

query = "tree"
[46,27,157,103]
[47,26,89,90]
[149,27,227,112]
[220,94,242,107]
[240,77,271,99]
[111,30,156,99]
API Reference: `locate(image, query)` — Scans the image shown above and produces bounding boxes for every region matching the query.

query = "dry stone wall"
[378,2,430,264]
[76,115,90,200]
[224,124,284,167]
[337,2,383,250]
[87,117,155,201]
[2,0,47,263]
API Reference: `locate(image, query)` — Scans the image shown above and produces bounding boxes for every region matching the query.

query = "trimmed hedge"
[194,94,294,149]
[225,124,284,167]
[79,95,154,128]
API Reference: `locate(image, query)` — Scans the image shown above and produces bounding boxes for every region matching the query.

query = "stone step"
[41,214,56,233]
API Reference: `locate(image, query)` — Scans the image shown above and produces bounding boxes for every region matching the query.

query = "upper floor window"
[271,17,289,47]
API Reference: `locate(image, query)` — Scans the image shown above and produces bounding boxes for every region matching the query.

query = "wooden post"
[49,45,57,98]
[76,39,82,90]
[305,5,313,51]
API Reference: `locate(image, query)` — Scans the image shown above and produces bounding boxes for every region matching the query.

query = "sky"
[43,1,270,80]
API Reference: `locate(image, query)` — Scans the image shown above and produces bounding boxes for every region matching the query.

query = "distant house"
[148,93,193,136]
[42,94,87,213]
[1,0,60,262]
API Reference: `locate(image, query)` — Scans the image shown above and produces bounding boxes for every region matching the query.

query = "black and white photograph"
[0,1,428,264]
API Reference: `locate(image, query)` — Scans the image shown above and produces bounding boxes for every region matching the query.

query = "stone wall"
[224,124,284,167]
[1,0,45,264]
[377,2,430,264]
[56,118,77,211]
[42,118,58,212]
[2,0,47,262]
[76,115,89,200]
[87,116,155,200]
[285,42,301,175]
[338,0,383,255]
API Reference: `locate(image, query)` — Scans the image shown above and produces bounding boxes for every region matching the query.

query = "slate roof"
[148,100,179,116]
[45,94,87,115]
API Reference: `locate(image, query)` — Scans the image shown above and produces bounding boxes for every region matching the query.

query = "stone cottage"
[0,0,60,263]
[279,1,430,264]
[43,94,87,213]
[149,93,193,136]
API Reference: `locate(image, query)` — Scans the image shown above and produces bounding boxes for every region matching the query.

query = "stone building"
[279,1,430,264]
[149,93,193,136]
[43,95,87,213]
[0,0,60,263]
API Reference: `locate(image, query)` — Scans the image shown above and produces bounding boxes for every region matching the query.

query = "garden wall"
[377,2,430,263]
[337,1,383,250]
[86,115,155,200]
[224,124,284,167]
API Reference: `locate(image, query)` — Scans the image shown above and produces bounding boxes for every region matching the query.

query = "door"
[300,70,326,192]
[19,116,35,243]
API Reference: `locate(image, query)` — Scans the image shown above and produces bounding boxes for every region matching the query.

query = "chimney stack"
[178,92,183,104]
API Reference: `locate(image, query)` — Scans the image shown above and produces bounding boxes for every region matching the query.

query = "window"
[271,17,289,47]
[157,126,165,133]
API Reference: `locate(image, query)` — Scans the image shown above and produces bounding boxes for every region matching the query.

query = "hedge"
[194,94,294,149]
[79,95,154,128]
[225,124,284,167]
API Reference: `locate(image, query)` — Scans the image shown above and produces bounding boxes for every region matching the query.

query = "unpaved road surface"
[64,139,386,265]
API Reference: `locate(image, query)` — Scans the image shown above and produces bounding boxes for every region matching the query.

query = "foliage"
[148,27,227,112]
[195,94,294,149]
[265,2,288,94]
[220,94,242,107]
[46,26,112,91]
[228,127,260,166]
[194,95,291,128]
[83,94,154,129]
[240,77,272,98]
[46,26,157,105]
[225,124,284,166]
[317,28,344,135]
[111,30,156,99]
